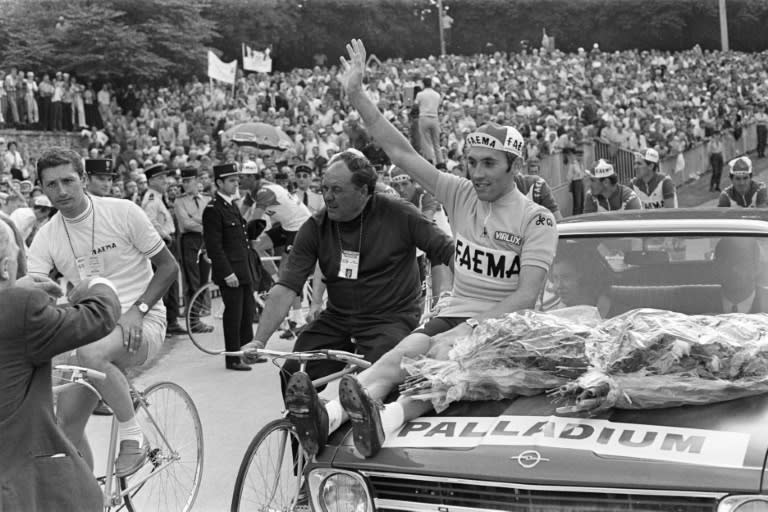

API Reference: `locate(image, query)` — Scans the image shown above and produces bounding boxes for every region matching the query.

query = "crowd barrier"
[533,123,758,216]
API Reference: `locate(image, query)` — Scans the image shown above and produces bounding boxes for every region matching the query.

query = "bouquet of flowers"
[399,306,602,412]
[551,309,768,414]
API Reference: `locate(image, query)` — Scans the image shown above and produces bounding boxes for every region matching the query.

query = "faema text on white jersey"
[381,415,751,469]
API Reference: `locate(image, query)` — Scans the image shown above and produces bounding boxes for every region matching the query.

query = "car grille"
[367,473,718,512]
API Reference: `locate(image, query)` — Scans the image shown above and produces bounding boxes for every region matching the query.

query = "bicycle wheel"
[121,382,204,512]
[231,418,308,512]
[186,282,225,354]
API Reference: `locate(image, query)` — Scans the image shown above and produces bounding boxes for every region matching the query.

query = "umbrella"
[225,122,293,151]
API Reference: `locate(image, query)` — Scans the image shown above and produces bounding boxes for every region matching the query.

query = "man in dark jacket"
[0,220,122,512]
[202,163,262,371]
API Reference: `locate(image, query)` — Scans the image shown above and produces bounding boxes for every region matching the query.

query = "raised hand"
[339,39,367,94]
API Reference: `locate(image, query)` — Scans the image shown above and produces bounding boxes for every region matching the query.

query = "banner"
[207,50,237,84]
[242,44,273,73]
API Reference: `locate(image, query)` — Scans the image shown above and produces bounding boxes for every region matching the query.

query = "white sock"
[118,417,143,446]
[380,402,405,435]
[326,400,344,436]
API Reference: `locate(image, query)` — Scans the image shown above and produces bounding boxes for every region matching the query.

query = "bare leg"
[356,333,432,400]
[399,396,434,423]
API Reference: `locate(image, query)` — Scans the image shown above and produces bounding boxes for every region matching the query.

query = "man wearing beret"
[84,158,117,197]
[174,166,212,332]
[142,163,186,336]
[203,163,261,371]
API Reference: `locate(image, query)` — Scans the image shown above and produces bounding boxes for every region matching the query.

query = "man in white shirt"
[414,77,444,166]
[27,147,179,477]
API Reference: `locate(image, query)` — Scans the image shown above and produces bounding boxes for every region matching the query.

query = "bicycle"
[53,364,204,511]
[222,348,371,512]
[185,254,316,354]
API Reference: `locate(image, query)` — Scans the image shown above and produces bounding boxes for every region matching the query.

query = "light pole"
[437,0,446,56]
[719,0,729,51]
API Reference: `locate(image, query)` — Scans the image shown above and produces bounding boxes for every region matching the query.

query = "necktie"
[194,195,199,209]
[302,192,308,206]
[731,303,739,313]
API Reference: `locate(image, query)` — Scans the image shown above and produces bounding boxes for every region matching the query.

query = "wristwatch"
[464,318,479,330]
[134,301,149,315]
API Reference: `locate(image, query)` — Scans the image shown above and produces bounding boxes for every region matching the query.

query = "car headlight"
[719,496,768,512]
[308,468,372,512]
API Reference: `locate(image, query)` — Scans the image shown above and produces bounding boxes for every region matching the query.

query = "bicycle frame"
[53,367,185,510]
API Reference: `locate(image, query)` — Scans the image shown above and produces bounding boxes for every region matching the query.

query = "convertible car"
[308,209,768,512]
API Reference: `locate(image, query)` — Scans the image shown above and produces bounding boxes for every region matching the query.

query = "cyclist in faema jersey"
[264,39,558,459]
[583,159,643,213]
[718,156,768,208]
[630,148,678,209]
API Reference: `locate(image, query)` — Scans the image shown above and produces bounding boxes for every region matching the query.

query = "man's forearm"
[254,284,298,344]
[140,259,178,309]
[474,289,540,322]
[430,264,453,297]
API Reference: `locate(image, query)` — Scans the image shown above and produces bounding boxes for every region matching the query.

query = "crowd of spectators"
[1,44,768,198]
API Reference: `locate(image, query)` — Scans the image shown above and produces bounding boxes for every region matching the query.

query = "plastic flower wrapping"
[400,307,768,414]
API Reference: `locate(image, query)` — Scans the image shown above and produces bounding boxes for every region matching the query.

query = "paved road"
[86,330,316,512]
[81,154,768,511]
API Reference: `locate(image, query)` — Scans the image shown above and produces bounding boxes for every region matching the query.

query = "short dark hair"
[329,150,377,195]
[37,147,84,182]
[600,175,619,185]
[422,77,432,89]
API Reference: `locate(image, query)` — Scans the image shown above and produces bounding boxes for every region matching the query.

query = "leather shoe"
[166,323,188,336]
[226,361,252,371]
[116,436,149,477]
[339,374,385,458]
[285,372,328,457]
[191,322,214,333]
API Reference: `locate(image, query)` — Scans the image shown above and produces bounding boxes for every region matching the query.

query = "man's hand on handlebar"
[242,339,266,364]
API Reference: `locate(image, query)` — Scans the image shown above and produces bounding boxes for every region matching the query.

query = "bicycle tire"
[185,282,226,354]
[231,418,308,512]
[120,382,204,512]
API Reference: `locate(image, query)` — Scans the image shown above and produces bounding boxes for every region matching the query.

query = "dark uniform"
[84,158,116,197]
[202,163,260,370]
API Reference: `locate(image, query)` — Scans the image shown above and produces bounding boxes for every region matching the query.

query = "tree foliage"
[1,0,768,79]
[0,0,216,81]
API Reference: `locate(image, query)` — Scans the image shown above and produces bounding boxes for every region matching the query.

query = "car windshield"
[540,234,768,318]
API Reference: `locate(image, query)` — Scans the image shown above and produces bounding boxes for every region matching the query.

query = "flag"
[207,50,237,84]
[242,44,273,73]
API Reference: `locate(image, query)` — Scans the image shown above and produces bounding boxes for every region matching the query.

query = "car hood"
[327,393,768,493]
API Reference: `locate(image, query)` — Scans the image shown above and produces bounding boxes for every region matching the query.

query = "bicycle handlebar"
[223,348,372,369]
[54,364,107,382]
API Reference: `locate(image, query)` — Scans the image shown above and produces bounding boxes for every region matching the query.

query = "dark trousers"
[39,97,51,131]
[279,310,418,397]
[62,102,73,131]
[710,153,724,191]
[163,239,180,324]
[52,101,62,131]
[570,179,585,215]
[220,283,255,366]
[180,233,208,305]
[758,125,767,158]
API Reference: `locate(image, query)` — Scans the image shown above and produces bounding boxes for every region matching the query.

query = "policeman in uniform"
[85,158,117,197]
[174,166,213,332]
[203,163,261,371]
[142,163,186,336]
[293,162,324,214]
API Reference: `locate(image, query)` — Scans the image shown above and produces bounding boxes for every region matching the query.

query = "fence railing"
[532,123,758,216]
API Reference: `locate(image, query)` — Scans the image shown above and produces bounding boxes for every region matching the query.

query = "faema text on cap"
[465,123,525,158]
[586,159,616,179]
[729,156,753,175]
[637,147,659,164]
[389,166,412,184]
